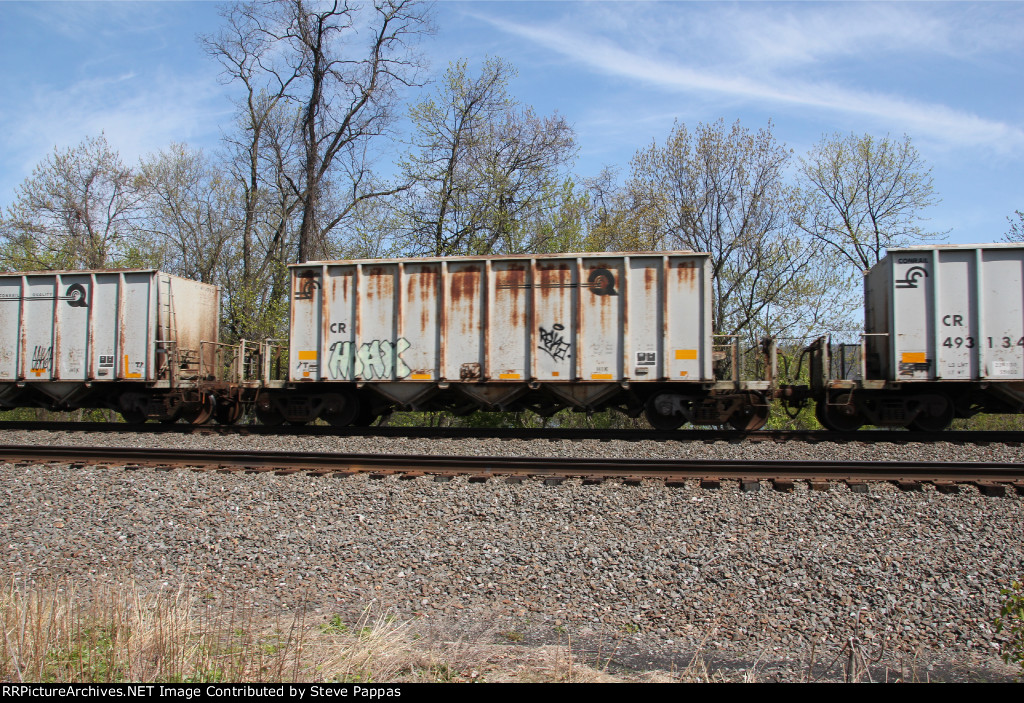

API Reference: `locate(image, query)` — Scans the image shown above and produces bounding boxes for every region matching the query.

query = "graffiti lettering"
[30,345,52,374]
[327,338,412,380]
[539,324,571,361]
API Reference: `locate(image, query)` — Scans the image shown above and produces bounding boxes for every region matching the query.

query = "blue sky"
[1,0,1021,244]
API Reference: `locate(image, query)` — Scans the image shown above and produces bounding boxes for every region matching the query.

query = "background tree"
[206,0,432,264]
[622,119,853,346]
[137,144,234,284]
[202,6,301,282]
[1004,210,1024,243]
[0,134,148,271]
[396,58,578,256]
[796,132,944,271]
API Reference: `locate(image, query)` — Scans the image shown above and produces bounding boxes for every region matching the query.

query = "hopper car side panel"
[818,243,1024,431]
[263,252,751,428]
[0,270,221,422]
[287,253,712,386]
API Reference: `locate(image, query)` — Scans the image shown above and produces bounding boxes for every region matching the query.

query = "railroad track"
[0,420,1022,445]
[3,444,1023,495]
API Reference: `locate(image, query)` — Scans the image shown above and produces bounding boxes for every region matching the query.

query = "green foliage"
[48,625,125,683]
[320,615,350,635]
[0,134,144,272]
[796,132,945,271]
[621,119,857,346]
[995,580,1024,675]
[397,57,578,257]
[952,414,1024,431]
[382,407,648,430]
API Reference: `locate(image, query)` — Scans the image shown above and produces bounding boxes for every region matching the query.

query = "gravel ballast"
[1,429,1023,682]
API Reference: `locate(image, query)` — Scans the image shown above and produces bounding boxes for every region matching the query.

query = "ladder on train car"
[156,275,202,382]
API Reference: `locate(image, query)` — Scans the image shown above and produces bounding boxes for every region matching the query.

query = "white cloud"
[479,9,1024,153]
[1,67,229,198]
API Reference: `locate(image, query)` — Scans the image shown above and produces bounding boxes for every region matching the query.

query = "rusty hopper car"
[259,252,774,429]
[0,270,221,423]
[811,243,1024,431]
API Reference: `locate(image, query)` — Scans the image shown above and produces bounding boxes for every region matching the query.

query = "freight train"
[1,244,1021,432]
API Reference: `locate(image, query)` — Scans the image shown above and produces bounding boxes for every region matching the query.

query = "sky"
[0,0,1021,245]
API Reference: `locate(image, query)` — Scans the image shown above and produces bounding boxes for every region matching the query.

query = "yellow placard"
[298,350,317,360]
[675,349,698,360]
[410,373,432,380]
[591,373,614,380]
[499,373,521,379]
[124,355,142,379]
[901,352,927,364]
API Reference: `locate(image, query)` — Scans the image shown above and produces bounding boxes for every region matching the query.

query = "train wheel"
[120,408,147,424]
[322,392,359,427]
[350,402,379,427]
[728,401,770,431]
[816,394,862,432]
[644,394,684,430]
[181,394,215,425]
[908,395,953,432]
[255,407,285,426]
[215,401,243,425]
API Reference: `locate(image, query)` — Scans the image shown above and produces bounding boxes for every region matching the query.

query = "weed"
[996,579,1024,676]
[320,615,349,635]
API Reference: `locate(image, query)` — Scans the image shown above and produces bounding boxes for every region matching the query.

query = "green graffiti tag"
[327,338,412,380]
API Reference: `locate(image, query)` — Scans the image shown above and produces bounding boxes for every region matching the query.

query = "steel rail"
[1,444,1023,483]
[0,421,1022,445]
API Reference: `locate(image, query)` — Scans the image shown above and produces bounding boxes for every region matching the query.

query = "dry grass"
[0,577,435,683]
[0,576,677,683]
[8,576,967,683]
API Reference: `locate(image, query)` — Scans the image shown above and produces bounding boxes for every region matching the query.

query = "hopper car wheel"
[181,393,215,425]
[255,407,285,426]
[351,403,379,427]
[816,394,862,432]
[644,395,685,431]
[215,401,243,425]
[728,401,770,431]
[120,408,147,425]
[908,395,954,432]
[322,392,360,427]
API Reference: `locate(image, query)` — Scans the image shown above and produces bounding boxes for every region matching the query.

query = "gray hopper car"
[0,269,226,423]
[256,252,775,429]
[810,243,1024,431]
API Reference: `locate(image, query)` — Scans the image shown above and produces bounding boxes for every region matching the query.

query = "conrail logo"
[587,268,618,296]
[896,265,928,289]
[0,284,89,307]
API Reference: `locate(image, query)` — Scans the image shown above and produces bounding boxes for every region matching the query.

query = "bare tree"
[137,144,235,284]
[202,6,301,279]
[0,134,146,271]
[397,58,577,256]
[205,0,432,263]
[1004,210,1024,243]
[624,119,853,343]
[796,132,944,270]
